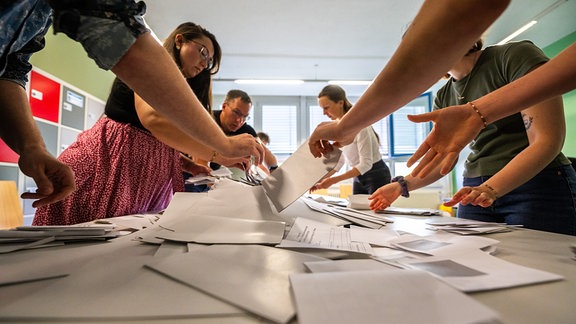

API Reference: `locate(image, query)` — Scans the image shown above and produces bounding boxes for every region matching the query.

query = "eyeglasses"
[189,39,214,70]
[231,108,251,121]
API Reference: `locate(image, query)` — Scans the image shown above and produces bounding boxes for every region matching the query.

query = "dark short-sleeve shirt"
[104,77,147,130]
[211,110,257,169]
[434,40,570,177]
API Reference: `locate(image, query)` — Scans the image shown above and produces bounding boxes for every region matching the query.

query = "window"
[214,91,447,194]
[390,94,431,156]
[214,92,433,174]
[261,104,298,153]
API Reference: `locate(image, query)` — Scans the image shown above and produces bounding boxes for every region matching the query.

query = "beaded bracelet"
[391,176,410,198]
[467,102,487,128]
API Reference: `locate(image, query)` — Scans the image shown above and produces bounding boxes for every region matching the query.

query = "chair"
[0,181,24,229]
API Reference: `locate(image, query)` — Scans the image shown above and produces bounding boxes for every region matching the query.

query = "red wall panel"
[29,70,61,123]
[0,139,19,163]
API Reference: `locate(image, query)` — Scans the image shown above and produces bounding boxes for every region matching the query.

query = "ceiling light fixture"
[496,20,537,45]
[496,0,567,45]
[234,79,304,85]
[328,80,373,86]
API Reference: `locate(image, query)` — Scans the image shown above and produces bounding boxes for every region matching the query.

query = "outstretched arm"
[112,33,263,164]
[134,95,251,167]
[408,42,576,178]
[309,0,510,157]
[0,81,75,207]
[445,96,565,207]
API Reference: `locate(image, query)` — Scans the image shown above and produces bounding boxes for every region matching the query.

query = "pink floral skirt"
[33,118,184,225]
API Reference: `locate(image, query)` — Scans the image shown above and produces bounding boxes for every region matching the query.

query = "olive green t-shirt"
[434,40,570,178]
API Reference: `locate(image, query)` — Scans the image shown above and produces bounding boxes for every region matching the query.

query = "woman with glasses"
[310,85,391,195]
[34,22,249,225]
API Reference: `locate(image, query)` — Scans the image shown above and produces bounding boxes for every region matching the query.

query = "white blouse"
[335,126,382,175]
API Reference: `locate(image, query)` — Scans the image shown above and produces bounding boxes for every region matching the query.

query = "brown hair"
[318,85,353,114]
[163,22,222,112]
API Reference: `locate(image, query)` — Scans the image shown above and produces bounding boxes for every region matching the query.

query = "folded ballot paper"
[426,219,517,235]
[347,194,441,216]
[262,140,341,212]
[0,225,118,254]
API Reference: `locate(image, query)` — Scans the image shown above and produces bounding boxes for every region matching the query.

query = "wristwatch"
[391,176,410,198]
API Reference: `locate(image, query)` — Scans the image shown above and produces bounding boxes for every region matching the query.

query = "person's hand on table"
[18,149,76,208]
[181,157,212,176]
[406,104,484,178]
[368,183,402,212]
[309,177,338,193]
[219,155,251,169]
[225,134,265,165]
[308,121,355,158]
[444,184,498,208]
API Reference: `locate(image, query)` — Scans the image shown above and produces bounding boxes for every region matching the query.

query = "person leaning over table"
[406,42,576,178]
[369,39,576,236]
[33,22,250,225]
[308,0,510,158]
[310,85,391,195]
[208,89,278,173]
[0,0,263,210]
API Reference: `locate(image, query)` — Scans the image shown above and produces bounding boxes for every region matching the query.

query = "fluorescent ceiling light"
[328,80,372,86]
[234,79,304,85]
[497,20,537,45]
[496,0,567,45]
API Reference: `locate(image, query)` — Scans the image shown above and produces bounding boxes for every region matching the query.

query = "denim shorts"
[50,0,149,70]
[458,165,576,236]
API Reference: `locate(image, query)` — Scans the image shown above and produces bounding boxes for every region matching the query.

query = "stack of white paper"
[303,197,392,229]
[277,217,374,255]
[386,234,563,292]
[348,194,441,215]
[0,225,118,254]
[427,220,516,235]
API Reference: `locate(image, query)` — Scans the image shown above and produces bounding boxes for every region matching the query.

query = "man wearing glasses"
[213,90,278,172]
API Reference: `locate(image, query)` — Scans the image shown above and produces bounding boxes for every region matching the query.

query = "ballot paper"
[377,206,442,216]
[400,249,564,292]
[385,234,564,292]
[289,270,500,324]
[185,166,234,186]
[277,217,374,255]
[426,219,516,235]
[0,225,118,253]
[304,194,348,207]
[388,234,500,256]
[302,197,392,229]
[146,244,326,324]
[262,140,341,212]
[0,254,244,320]
[154,213,286,245]
[347,194,441,215]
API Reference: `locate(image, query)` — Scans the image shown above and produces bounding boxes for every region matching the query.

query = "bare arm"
[0,80,75,207]
[111,33,263,164]
[445,96,565,207]
[263,145,278,169]
[134,95,250,167]
[408,42,576,177]
[369,167,444,211]
[309,0,510,157]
